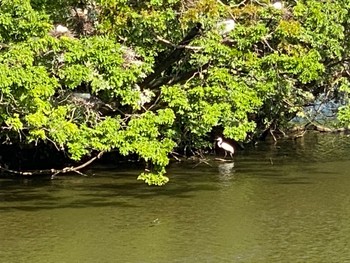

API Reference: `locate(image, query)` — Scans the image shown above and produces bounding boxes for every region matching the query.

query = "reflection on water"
[1,132,350,262]
[217,162,235,176]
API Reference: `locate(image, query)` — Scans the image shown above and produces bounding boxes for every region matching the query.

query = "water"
[1,132,350,262]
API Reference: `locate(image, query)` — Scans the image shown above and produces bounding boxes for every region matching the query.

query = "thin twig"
[231,0,248,7]
[155,35,202,50]
[216,0,236,19]
[46,137,61,151]
[170,152,182,162]
[270,129,277,142]
[147,92,162,111]
[262,38,275,52]
[293,130,307,139]
[192,158,212,168]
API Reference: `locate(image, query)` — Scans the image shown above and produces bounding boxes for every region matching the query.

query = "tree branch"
[155,35,202,50]
[0,151,104,179]
[139,23,202,89]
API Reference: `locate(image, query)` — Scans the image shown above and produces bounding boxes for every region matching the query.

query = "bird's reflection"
[218,162,235,176]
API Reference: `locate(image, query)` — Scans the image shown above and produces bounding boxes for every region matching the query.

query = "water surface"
[1,133,350,262]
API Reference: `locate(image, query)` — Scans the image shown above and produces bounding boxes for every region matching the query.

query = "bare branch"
[230,0,248,7]
[0,151,104,178]
[155,35,202,50]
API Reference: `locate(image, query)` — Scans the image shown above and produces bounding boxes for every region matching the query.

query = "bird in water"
[216,137,234,159]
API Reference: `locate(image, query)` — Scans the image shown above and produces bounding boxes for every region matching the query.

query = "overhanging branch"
[0,151,104,179]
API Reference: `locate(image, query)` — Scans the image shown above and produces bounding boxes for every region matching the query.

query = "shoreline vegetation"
[1,127,348,180]
[1,1,350,184]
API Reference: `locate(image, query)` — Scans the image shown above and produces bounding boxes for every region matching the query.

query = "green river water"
[1,132,350,262]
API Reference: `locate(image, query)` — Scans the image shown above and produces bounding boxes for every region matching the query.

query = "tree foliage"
[1,0,350,184]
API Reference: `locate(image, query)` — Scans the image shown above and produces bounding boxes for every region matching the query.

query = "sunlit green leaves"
[0,0,51,42]
[137,172,169,186]
[2,0,350,185]
[162,85,191,114]
[5,113,23,131]
[294,0,346,59]
[98,0,182,55]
